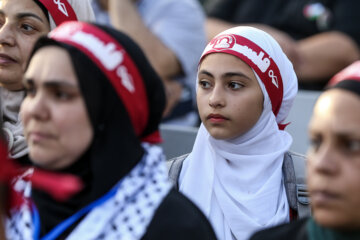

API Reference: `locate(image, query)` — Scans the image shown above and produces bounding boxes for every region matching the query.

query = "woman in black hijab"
[6,22,216,240]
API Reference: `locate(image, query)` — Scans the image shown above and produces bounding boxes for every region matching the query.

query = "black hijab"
[28,23,166,236]
[328,79,360,97]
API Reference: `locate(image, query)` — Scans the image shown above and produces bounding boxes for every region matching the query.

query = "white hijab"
[179,26,298,240]
[47,0,95,30]
[0,0,95,159]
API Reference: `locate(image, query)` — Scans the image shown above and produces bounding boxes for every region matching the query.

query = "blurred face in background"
[307,89,360,230]
[197,53,263,140]
[21,46,93,170]
[0,0,50,90]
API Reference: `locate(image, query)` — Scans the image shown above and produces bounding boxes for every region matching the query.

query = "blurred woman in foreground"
[250,61,360,240]
[6,21,216,239]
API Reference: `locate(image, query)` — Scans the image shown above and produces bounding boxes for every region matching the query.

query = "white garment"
[179,27,298,240]
[48,0,95,30]
[0,87,27,159]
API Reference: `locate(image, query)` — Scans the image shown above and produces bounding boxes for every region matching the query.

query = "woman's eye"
[21,23,36,33]
[24,86,36,97]
[54,90,72,100]
[199,80,211,89]
[228,81,242,90]
[309,136,322,152]
[345,140,360,152]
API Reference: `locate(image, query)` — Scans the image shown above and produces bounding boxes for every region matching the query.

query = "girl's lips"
[207,114,229,123]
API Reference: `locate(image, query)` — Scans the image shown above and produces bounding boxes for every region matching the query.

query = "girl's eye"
[199,80,211,89]
[228,81,242,90]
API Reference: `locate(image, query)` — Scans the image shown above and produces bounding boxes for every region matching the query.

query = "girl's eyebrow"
[198,70,213,77]
[198,69,252,81]
[222,72,252,81]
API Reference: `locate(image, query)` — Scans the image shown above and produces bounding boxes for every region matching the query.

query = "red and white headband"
[201,34,284,117]
[328,60,360,86]
[38,0,77,26]
[49,22,149,137]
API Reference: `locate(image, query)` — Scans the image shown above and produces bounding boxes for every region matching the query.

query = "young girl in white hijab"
[178,26,298,240]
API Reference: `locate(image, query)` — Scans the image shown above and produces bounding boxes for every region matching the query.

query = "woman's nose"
[309,142,339,176]
[0,21,16,47]
[21,92,50,121]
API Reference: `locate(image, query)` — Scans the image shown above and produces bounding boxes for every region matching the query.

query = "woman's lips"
[0,53,17,65]
[311,190,340,205]
[28,131,55,143]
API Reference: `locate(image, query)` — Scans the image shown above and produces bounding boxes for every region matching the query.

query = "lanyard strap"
[32,184,118,240]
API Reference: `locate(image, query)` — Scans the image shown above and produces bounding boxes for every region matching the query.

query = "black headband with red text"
[201,34,284,117]
[49,22,149,137]
[38,0,77,26]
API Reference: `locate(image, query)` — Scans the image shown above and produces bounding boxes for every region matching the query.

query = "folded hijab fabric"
[179,26,298,240]
[1,0,95,159]
[6,22,172,239]
[0,88,27,159]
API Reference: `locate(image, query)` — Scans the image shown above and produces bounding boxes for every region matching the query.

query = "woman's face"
[0,0,50,90]
[308,89,360,230]
[197,53,263,140]
[21,46,93,170]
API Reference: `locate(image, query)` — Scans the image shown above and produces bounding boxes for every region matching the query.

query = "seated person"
[250,60,360,240]
[205,0,360,89]
[91,0,207,126]
[5,21,217,240]
[175,26,300,240]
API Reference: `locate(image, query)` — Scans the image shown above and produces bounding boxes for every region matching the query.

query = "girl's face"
[197,53,263,140]
[21,46,93,170]
[308,89,360,230]
[0,0,50,90]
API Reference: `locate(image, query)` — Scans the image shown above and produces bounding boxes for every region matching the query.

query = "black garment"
[15,154,32,166]
[249,217,309,240]
[207,0,360,90]
[207,0,360,45]
[143,189,217,240]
